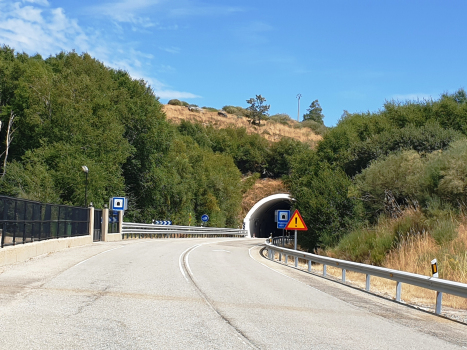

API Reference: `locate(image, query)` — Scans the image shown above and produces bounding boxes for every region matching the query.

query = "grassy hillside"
[163,105,322,146]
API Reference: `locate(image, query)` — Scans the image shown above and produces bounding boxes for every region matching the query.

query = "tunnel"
[243,194,293,238]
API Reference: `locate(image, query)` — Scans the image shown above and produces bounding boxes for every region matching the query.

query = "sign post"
[285,210,308,267]
[201,214,209,226]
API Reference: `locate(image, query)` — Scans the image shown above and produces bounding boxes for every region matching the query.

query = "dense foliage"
[0,46,310,226]
[0,47,246,226]
[288,91,467,253]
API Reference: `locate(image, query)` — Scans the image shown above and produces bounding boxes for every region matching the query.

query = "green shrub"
[344,122,462,177]
[203,107,218,112]
[222,105,248,117]
[331,224,395,265]
[301,119,328,135]
[168,99,182,106]
[181,101,189,107]
[355,150,425,218]
[431,218,458,245]
[269,113,292,125]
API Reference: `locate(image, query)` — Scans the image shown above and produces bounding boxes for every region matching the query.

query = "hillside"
[163,105,322,145]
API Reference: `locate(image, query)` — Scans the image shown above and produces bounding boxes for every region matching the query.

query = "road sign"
[277,222,287,229]
[201,214,209,222]
[154,220,172,225]
[285,210,308,231]
[110,197,127,211]
[276,210,290,229]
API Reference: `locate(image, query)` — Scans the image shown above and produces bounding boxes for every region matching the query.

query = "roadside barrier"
[266,236,467,316]
[122,222,247,239]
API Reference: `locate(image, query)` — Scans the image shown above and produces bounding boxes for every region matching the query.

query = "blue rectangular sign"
[277,222,287,229]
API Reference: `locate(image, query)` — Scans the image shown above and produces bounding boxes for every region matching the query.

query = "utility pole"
[296,94,302,122]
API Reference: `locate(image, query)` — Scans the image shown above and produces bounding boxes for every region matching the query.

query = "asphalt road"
[0,238,465,349]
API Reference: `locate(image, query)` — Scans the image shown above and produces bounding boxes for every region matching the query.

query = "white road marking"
[179,246,194,281]
[179,238,247,281]
[72,246,124,267]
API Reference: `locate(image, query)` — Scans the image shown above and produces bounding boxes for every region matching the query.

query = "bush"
[344,122,462,177]
[203,107,218,112]
[168,99,182,106]
[269,113,292,125]
[301,119,328,135]
[222,105,248,117]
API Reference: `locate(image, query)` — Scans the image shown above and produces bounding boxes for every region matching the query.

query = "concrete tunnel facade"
[243,194,293,238]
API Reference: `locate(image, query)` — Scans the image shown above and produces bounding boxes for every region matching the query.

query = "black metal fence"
[93,209,102,242]
[0,196,89,248]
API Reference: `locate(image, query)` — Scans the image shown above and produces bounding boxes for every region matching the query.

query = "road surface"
[0,238,465,349]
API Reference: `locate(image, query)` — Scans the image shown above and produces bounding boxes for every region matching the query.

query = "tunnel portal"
[243,194,292,238]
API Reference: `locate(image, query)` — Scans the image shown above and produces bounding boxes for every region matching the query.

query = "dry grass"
[240,178,288,220]
[163,105,321,146]
[383,223,467,309]
[271,223,467,311]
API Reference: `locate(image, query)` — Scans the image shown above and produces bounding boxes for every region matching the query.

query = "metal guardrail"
[122,222,247,239]
[266,236,467,316]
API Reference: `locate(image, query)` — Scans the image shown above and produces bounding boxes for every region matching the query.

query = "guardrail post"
[435,292,443,315]
[295,256,298,268]
[365,274,370,291]
[285,254,288,265]
[396,282,402,302]
[323,264,327,277]
[308,260,311,272]
[342,269,346,283]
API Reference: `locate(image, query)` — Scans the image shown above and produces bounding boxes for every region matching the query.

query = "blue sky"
[0,0,466,126]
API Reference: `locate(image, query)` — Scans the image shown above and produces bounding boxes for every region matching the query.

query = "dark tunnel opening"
[246,196,292,238]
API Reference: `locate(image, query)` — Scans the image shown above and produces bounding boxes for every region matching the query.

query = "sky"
[0,0,466,126]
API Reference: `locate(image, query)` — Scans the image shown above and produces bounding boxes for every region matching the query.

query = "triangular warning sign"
[285,210,308,231]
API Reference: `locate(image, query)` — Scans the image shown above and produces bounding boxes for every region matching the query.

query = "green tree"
[303,100,325,124]
[246,95,270,126]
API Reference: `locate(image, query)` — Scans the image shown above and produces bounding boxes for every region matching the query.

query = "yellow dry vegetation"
[163,105,322,145]
[281,220,467,310]
[240,178,288,220]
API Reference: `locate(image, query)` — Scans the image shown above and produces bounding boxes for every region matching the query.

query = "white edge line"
[185,244,201,277]
[179,238,248,281]
[73,246,124,267]
[179,246,193,281]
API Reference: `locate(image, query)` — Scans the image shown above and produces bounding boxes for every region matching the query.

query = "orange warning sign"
[285,210,308,231]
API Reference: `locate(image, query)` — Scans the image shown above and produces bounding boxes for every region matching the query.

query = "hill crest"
[163,105,322,145]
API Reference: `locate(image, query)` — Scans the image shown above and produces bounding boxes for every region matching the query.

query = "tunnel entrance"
[243,194,292,238]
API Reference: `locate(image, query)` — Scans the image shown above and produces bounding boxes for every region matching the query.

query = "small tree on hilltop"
[246,95,270,126]
[303,99,325,124]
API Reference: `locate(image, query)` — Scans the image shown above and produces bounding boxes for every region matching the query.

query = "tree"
[246,95,270,126]
[303,99,325,124]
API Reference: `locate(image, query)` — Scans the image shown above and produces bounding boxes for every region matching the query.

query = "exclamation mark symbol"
[295,217,297,227]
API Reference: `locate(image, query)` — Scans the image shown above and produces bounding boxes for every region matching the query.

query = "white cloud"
[86,0,162,26]
[23,0,50,6]
[0,2,88,55]
[159,46,180,54]
[153,90,201,99]
[169,5,243,17]
[0,1,199,100]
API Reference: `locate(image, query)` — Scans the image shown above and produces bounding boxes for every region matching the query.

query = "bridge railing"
[122,222,247,239]
[266,236,467,316]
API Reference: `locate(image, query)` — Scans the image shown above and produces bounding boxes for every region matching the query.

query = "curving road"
[0,238,465,349]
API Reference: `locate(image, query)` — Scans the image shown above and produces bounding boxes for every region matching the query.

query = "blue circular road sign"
[201,214,209,222]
